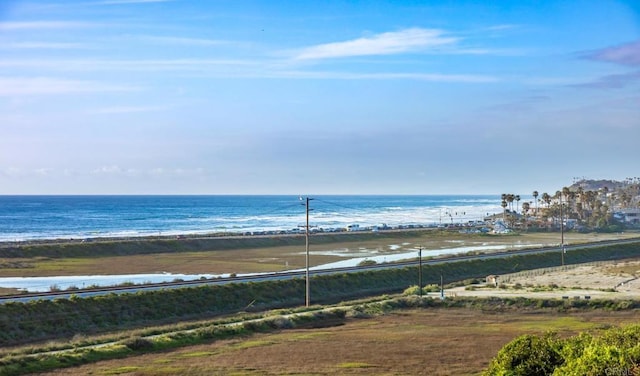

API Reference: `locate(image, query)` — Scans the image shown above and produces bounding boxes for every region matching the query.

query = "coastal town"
[303,178,640,236]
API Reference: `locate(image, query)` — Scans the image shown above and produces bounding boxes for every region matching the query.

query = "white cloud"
[0,167,26,177]
[88,166,206,178]
[91,166,123,175]
[89,105,169,114]
[0,58,496,82]
[93,0,173,4]
[0,21,96,30]
[0,58,256,72]
[1,42,87,49]
[293,28,458,60]
[485,24,519,31]
[138,36,228,47]
[35,168,54,176]
[0,77,138,96]
[273,70,498,83]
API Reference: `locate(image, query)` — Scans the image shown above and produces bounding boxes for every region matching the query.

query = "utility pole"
[418,246,423,297]
[301,197,314,307]
[560,197,565,267]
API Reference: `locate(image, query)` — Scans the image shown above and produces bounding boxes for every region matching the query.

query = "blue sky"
[1,0,639,195]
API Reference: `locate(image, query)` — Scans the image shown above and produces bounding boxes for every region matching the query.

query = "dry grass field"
[37,307,639,376]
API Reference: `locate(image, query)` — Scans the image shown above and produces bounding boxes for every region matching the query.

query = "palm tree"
[507,194,515,212]
[515,195,521,214]
[577,187,585,218]
[568,191,576,215]
[501,199,507,222]
[533,190,539,214]
[621,192,631,208]
[522,202,530,231]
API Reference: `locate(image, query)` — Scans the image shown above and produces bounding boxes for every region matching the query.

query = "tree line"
[500,178,640,231]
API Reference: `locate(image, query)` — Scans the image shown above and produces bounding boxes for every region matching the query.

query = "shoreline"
[0,226,461,249]
[0,195,501,243]
[0,223,465,247]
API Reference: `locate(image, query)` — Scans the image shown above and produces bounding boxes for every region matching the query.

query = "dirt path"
[450,259,640,300]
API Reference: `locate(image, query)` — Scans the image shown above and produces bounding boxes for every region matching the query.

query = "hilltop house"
[614,209,640,225]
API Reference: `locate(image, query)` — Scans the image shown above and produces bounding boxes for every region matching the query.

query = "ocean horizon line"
[0,193,501,197]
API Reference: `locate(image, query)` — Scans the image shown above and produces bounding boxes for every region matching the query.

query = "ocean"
[1,195,514,291]
[0,195,501,242]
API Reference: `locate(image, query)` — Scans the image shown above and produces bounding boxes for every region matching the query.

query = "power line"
[312,198,361,212]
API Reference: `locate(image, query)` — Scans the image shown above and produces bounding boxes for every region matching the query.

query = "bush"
[357,259,377,267]
[484,333,564,375]
[121,336,154,351]
[485,325,640,375]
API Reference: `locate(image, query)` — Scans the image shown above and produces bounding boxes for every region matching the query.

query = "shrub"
[486,325,640,375]
[484,333,564,375]
[263,316,294,329]
[121,336,154,351]
[357,259,377,267]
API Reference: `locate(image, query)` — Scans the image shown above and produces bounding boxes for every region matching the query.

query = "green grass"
[178,351,215,358]
[101,366,142,375]
[480,316,598,333]
[337,362,376,369]
[518,316,597,331]
[284,332,332,340]
[1,296,639,376]
[231,340,275,350]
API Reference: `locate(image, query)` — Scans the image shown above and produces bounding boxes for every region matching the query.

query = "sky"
[1,0,639,195]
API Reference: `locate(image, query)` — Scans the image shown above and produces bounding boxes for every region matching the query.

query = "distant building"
[345,224,360,232]
[492,220,511,234]
[486,275,499,287]
[615,209,640,225]
[565,218,578,229]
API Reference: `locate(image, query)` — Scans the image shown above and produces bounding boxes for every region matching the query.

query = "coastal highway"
[1,238,639,304]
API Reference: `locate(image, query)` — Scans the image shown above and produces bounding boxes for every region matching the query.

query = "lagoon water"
[0,243,543,292]
[0,273,221,293]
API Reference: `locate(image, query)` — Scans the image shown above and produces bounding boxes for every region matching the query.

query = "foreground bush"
[484,325,640,375]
